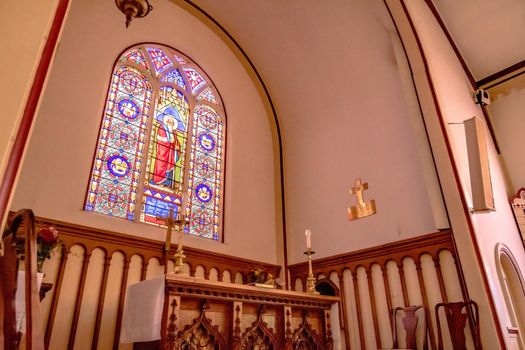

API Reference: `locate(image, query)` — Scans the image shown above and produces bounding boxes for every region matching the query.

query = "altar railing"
[18,215,280,350]
[289,229,477,350]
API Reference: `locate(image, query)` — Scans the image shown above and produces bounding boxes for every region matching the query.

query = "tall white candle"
[305,229,311,249]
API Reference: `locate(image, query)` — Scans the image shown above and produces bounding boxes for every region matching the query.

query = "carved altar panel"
[176,302,227,349]
[240,306,280,350]
[159,275,338,350]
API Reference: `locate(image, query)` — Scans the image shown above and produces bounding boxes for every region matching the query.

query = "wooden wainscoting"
[11,214,280,350]
[289,229,475,350]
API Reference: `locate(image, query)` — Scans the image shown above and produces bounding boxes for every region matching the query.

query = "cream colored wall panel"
[41,246,62,329]
[127,254,143,286]
[402,257,423,306]
[74,248,105,350]
[329,272,342,350]
[357,267,376,350]
[96,252,124,350]
[294,278,303,292]
[386,260,405,309]
[386,261,407,348]
[343,270,360,350]
[182,263,191,276]
[145,257,163,280]
[235,272,243,284]
[420,255,442,338]
[195,265,205,279]
[167,260,175,274]
[420,254,452,348]
[208,267,218,281]
[222,270,231,283]
[371,264,393,348]
[401,258,427,350]
[49,244,85,350]
[439,250,463,301]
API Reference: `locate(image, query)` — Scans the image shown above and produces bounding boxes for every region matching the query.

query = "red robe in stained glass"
[153,122,180,186]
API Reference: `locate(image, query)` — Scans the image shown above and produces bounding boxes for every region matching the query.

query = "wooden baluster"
[381,265,394,332]
[433,255,448,303]
[45,244,69,348]
[140,257,148,281]
[367,266,382,349]
[397,261,410,306]
[352,270,365,350]
[415,258,436,350]
[67,249,92,350]
[91,254,112,350]
[113,255,131,350]
[338,271,352,349]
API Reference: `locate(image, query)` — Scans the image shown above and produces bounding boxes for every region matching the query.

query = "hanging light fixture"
[115,0,153,28]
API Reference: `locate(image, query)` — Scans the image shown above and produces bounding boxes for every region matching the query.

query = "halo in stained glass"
[118,99,139,119]
[195,183,212,203]
[198,133,215,151]
[107,155,131,177]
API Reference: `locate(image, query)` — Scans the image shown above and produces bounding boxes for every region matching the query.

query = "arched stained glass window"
[85,44,225,240]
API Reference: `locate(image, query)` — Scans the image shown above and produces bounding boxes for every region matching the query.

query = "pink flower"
[38,226,59,244]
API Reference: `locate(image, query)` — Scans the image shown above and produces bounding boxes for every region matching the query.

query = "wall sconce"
[115,0,153,28]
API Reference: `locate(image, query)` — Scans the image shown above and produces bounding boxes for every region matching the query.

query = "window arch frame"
[84,43,226,241]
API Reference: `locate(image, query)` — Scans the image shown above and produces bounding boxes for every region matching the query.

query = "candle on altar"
[305,229,311,249]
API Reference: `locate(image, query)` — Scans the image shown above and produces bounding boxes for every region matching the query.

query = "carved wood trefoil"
[176,301,226,349]
[239,306,279,350]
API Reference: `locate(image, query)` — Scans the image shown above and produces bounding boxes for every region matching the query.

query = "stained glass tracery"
[85,44,225,241]
[120,49,149,70]
[85,66,152,220]
[197,88,217,104]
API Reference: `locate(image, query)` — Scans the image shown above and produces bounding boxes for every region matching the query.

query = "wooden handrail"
[1,209,44,349]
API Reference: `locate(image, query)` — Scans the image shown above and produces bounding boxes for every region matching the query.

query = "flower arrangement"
[36,226,60,272]
[16,225,60,272]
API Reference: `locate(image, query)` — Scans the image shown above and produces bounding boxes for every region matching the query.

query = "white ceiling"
[191,0,525,83]
[432,0,525,81]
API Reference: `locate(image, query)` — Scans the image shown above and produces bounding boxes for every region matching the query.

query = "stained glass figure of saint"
[150,106,186,188]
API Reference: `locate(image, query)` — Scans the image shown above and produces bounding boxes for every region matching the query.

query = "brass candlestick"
[162,208,189,275]
[304,248,319,294]
[172,216,189,274]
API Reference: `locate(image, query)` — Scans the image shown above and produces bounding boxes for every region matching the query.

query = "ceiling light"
[115,0,153,28]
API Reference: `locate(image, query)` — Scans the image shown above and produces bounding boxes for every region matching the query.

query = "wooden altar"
[124,274,339,349]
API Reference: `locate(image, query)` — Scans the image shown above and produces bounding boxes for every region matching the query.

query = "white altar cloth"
[120,276,165,343]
